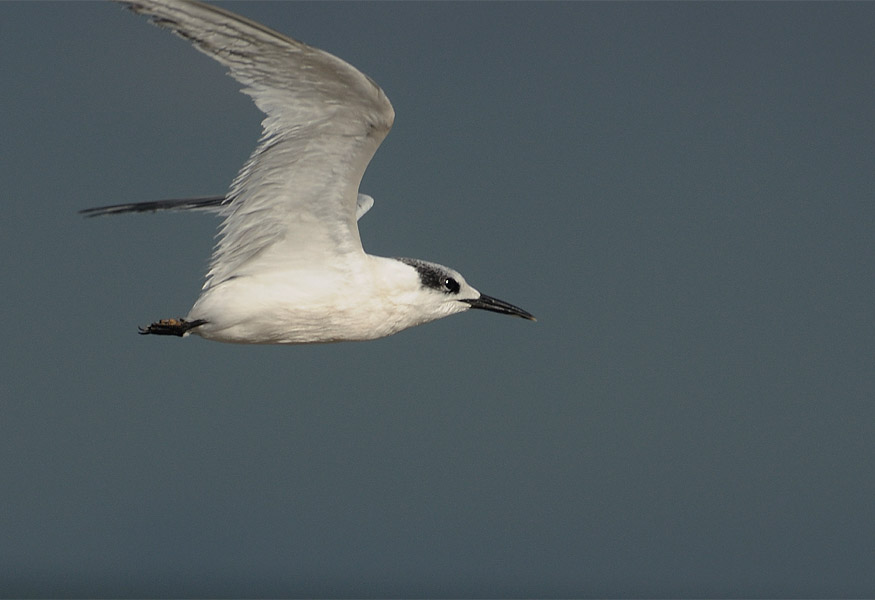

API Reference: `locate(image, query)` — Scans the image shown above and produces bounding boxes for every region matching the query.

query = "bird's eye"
[443,277,460,294]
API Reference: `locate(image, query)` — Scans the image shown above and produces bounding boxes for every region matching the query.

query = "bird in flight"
[83,0,535,344]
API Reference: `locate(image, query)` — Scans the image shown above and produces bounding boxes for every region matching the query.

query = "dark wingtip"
[79,206,115,218]
[79,196,226,218]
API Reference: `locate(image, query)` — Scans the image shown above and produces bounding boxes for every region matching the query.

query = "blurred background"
[1,2,873,597]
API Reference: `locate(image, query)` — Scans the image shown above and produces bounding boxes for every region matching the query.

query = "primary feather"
[80,193,375,221]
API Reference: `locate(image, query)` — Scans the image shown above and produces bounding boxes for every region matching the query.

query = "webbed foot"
[138,318,207,337]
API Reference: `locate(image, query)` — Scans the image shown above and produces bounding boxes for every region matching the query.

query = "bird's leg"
[138,318,207,337]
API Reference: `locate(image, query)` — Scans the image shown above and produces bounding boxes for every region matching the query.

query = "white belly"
[183,259,437,344]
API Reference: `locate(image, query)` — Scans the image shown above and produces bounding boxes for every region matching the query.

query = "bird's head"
[394,257,535,324]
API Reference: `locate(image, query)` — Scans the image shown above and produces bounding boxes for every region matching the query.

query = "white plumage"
[85,0,534,344]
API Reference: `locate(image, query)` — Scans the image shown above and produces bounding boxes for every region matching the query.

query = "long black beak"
[462,294,536,321]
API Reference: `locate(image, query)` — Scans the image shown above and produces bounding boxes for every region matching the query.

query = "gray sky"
[1,1,873,597]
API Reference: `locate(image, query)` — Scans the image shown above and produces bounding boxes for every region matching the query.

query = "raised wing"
[117,0,394,286]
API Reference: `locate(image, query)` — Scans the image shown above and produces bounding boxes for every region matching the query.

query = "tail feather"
[80,195,226,217]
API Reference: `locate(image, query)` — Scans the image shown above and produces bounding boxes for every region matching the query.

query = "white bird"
[83,0,534,344]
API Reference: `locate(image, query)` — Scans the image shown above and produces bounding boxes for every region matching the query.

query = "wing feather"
[117,0,395,285]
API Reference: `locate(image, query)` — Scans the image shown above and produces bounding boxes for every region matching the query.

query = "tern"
[83,0,535,344]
